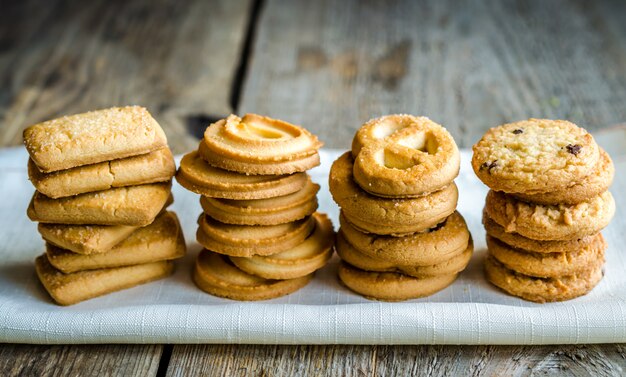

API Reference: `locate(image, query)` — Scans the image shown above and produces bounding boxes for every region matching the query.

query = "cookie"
[482,209,600,254]
[46,211,186,273]
[176,149,308,200]
[351,114,460,197]
[24,106,167,173]
[200,179,319,225]
[329,152,457,235]
[513,149,614,205]
[29,147,175,199]
[484,256,603,303]
[339,211,470,266]
[200,114,322,175]
[337,262,457,301]
[472,119,599,194]
[336,230,472,278]
[485,190,615,241]
[193,249,313,301]
[229,213,334,279]
[38,223,140,255]
[35,255,174,306]
[27,182,173,226]
[487,235,605,278]
[196,215,315,257]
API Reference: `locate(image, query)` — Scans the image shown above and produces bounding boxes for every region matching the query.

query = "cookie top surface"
[472,119,599,193]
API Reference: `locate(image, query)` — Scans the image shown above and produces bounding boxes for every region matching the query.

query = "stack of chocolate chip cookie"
[330,115,473,301]
[24,106,185,305]
[176,114,334,301]
[472,119,616,302]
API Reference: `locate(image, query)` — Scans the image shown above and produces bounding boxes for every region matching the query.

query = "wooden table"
[1,0,625,375]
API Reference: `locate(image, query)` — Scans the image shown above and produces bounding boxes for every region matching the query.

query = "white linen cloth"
[0,142,624,345]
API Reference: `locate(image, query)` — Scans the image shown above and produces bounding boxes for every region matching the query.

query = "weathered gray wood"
[0,343,163,377]
[238,0,626,148]
[0,0,252,153]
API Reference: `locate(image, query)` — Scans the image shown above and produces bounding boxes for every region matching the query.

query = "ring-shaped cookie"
[352,115,460,197]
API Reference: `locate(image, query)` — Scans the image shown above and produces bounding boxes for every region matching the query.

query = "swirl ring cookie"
[484,256,603,303]
[339,211,470,266]
[485,190,615,241]
[177,149,307,200]
[229,213,334,279]
[352,115,460,197]
[329,152,457,236]
[201,114,322,175]
[193,249,313,301]
[472,119,599,194]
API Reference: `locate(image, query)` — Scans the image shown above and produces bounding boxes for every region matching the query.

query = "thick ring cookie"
[472,119,600,194]
[201,114,322,175]
[352,115,460,197]
[193,249,312,301]
[329,152,457,235]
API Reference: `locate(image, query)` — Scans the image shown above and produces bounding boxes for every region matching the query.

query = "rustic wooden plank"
[0,0,252,153]
[238,0,626,148]
[0,343,163,377]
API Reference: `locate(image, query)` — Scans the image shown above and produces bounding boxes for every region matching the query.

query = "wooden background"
[1,0,625,375]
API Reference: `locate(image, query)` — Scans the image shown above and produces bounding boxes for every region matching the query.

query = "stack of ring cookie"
[176,114,334,301]
[23,107,186,305]
[330,114,473,301]
[472,119,616,303]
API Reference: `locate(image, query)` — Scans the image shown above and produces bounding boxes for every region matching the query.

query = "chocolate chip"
[480,160,498,173]
[566,144,582,155]
[512,129,523,134]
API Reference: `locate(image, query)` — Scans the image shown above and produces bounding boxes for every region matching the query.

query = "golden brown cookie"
[38,223,140,255]
[24,106,167,173]
[487,235,605,278]
[35,255,174,306]
[338,262,457,301]
[200,114,322,175]
[484,256,603,303]
[200,179,319,225]
[46,211,186,273]
[329,152,457,235]
[339,211,470,266]
[485,190,615,241]
[229,213,334,279]
[196,215,315,257]
[193,249,313,301]
[351,114,460,197]
[176,149,308,200]
[27,182,173,226]
[472,119,599,194]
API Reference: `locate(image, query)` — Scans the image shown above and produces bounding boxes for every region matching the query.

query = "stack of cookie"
[176,114,334,301]
[24,106,185,305]
[330,115,473,301]
[472,119,616,302]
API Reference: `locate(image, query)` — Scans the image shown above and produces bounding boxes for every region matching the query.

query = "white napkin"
[0,143,624,345]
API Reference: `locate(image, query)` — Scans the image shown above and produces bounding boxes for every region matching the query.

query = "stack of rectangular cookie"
[330,115,473,301]
[24,106,186,305]
[176,114,333,301]
[472,119,616,302]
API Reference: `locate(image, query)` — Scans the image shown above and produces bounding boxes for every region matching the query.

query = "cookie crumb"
[566,144,582,156]
[512,129,523,134]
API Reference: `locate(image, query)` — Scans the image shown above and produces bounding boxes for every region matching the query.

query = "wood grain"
[0,0,252,153]
[238,0,626,148]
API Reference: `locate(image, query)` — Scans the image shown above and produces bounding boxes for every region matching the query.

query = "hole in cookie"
[396,131,438,154]
[382,149,414,169]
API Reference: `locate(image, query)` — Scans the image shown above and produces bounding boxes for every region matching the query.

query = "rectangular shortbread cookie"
[23,106,167,172]
[28,147,175,198]
[39,222,139,255]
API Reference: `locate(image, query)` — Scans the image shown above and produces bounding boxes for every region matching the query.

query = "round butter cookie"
[472,119,599,194]
[338,262,457,301]
[484,256,603,303]
[351,114,460,197]
[193,249,312,301]
[329,152,457,236]
[485,190,615,241]
[230,213,334,279]
[200,178,319,225]
[177,149,307,200]
[201,114,322,175]
[196,215,315,257]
